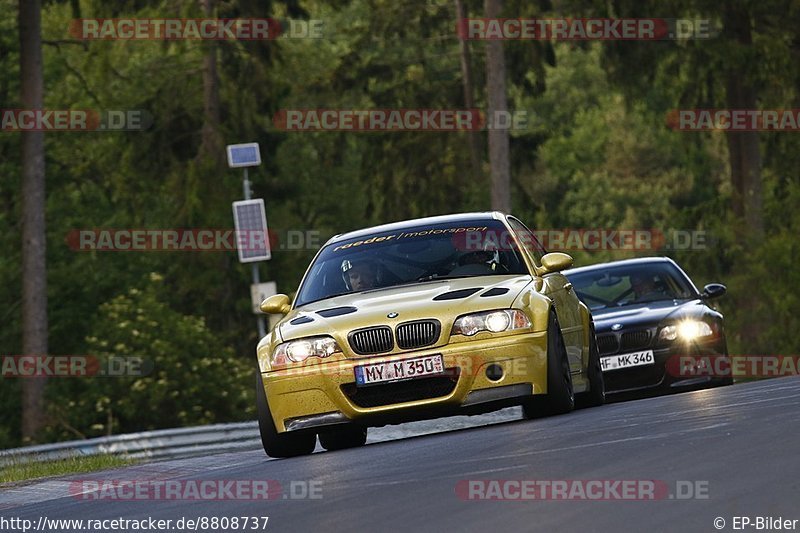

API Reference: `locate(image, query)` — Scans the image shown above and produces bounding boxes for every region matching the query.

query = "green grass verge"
[0,454,135,485]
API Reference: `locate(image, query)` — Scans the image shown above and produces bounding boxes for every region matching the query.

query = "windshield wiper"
[415,274,471,283]
[417,274,446,282]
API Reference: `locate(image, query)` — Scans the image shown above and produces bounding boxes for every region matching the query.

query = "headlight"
[658,320,713,342]
[272,336,341,368]
[452,310,531,337]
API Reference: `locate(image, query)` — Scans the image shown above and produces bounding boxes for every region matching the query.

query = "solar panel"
[232,199,271,262]
[226,143,261,168]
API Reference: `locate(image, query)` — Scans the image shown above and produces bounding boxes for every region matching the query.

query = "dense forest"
[2,0,799,448]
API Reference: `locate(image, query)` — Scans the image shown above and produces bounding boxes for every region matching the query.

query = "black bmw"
[565,257,732,396]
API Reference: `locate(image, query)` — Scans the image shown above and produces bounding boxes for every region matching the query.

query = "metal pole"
[243,167,267,339]
[252,262,265,338]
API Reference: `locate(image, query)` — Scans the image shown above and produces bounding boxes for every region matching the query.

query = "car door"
[506,217,583,373]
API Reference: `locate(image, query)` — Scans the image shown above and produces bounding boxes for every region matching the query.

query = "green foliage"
[512,44,726,269]
[0,454,135,484]
[720,179,800,355]
[44,273,254,441]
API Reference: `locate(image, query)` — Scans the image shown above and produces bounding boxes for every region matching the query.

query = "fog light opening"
[486,364,504,382]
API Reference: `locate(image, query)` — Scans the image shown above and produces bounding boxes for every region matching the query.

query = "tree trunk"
[484,0,510,212]
[198,0,222,162]
[19,0,48,442]
[723,4,763,354]
[724,5,763,238]
[455,0,482,189]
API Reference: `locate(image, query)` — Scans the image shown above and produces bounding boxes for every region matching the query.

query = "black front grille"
[597,334,619,355]
[341,371,460,408]
[349,327,394,355]
[620,330,651,351]
[396,320,440,350]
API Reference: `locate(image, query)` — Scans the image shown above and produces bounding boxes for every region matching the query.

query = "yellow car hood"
[278,275,533,343]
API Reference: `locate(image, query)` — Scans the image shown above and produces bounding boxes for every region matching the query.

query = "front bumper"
[601,337,728,395]
[261,332,547,433]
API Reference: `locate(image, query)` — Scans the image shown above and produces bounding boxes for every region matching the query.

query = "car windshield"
[566,262,697,311]
[295,219,529,306]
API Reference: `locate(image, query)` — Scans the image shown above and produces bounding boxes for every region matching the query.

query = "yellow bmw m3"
[255,212,604,457]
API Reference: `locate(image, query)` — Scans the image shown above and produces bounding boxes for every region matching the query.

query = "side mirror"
[701,283,726,300]
[260,294,291,315]
[539,252,574,274]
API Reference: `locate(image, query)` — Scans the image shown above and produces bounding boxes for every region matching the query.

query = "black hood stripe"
[433,288,482,301]
[316,306,358,318]
[481,287,510,297]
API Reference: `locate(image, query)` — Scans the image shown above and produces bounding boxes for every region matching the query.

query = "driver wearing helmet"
[460,249,497,267]
[341,259,379,291]
[457,239,502,272]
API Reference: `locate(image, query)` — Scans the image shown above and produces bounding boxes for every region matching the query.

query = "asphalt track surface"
[3,376,800,533]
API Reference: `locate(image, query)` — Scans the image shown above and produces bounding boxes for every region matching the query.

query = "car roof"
[326,211,506,245]
[564,256,677,276]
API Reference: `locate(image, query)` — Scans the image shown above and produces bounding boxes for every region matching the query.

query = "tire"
[575,322,605,408]
[256,373,316,458]
[523,309,575,419]
[715,377,734,387]
[714,349,734,387]
[319,425,368,451]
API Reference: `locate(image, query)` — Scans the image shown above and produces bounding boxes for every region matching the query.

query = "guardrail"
[0,422,261,466]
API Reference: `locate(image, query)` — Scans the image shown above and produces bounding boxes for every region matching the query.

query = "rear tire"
[575,322,605,408]
[319,425,368,451]
[523,309,575,419]
[256,373,316,458]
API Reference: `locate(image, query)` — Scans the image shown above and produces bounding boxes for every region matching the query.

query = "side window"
[507,217,546,265]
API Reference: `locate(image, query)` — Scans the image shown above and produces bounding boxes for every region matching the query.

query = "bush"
[44,273,255,440]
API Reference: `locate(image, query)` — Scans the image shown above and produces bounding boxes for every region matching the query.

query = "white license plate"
[354,354,444,386]
[601,350,655,372]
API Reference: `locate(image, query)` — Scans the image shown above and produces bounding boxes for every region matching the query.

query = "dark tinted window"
[295,219,528,306]
[507,216,546,264]
[566,262,697,311]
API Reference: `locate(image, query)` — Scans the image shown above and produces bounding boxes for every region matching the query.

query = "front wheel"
[575,322,605,408]
[256,373,316,458]
[714,349,734,387]
[523,309,575,419]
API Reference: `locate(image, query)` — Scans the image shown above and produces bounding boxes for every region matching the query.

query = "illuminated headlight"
[658,325,678,341]
[272,336,340,367]
[658,321,713,342]
[452,310,531,337]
